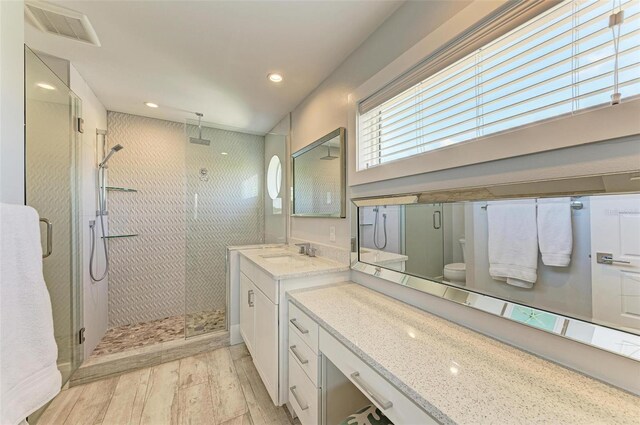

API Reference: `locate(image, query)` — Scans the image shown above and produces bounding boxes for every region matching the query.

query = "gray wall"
[264,133,286,244]
[106,112,264,326]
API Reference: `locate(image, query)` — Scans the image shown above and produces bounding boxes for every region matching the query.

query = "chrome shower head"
[99,144,124,168]
[189,113,211,146]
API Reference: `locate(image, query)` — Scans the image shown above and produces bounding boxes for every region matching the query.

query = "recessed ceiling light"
[267,73,283,83]
[144,102,159,108]
[221,152,228,155]
[37,82,56,90]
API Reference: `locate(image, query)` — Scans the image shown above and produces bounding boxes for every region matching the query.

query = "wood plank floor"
[38,344,299,425]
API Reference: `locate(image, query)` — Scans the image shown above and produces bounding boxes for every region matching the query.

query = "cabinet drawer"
[240,256,256,281]
[240,256,278,304]
[288,352,319,425]
[319,328,437,425]
[289,325,319,387]
[253,266,278,304]
[288,302,319,354]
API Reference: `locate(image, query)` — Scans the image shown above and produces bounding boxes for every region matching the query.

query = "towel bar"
[481,200,583,210]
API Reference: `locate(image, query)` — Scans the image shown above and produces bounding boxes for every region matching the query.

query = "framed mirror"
[292,128,346,218]
[351,171,640,361]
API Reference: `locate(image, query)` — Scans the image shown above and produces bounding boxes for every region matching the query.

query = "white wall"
[265,115,288,244]
[286,0,640,393]
[0,0,25,204]
[70,65,109,358]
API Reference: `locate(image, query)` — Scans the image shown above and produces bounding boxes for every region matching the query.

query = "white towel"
[537,197,573,267]
[0,203,61,425]
[487,199,538,288]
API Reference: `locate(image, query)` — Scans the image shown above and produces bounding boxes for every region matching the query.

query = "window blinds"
[357,0,640,171]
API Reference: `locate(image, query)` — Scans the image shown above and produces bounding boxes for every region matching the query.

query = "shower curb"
[69,330,230,387]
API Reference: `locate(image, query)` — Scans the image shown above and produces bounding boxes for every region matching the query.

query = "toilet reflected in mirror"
[444,238,466,285]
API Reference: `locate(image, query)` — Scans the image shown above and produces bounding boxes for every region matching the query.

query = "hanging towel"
[487,199,538,288]
[0,203,61,425]
[537,197,573,267]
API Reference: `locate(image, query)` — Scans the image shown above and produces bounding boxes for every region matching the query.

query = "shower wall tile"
[105,112,264,327]
[106,112,186,326]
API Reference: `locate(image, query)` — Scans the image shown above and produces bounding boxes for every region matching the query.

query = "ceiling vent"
[25,1,101,47]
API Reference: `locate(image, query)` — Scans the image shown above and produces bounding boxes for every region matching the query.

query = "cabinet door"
[253,288,279,405]
[239,273,255,354]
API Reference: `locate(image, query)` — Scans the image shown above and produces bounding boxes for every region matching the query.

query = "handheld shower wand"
[373,206,387,250]
[98,144,123,168]
[90,143,124,282]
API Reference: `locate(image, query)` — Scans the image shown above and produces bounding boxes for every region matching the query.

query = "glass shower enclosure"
[24,47,84,384]
[184,119,265,338]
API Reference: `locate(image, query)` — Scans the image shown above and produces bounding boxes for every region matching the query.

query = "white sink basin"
[259,252,307,265]
[260,253,294,259]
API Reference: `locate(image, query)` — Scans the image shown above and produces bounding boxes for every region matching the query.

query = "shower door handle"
[433,210,441,229]
[40,218,53,258]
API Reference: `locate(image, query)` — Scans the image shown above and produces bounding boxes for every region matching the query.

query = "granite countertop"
[288,283,640,425]
[359,248,408,265]
[238,246,349,279]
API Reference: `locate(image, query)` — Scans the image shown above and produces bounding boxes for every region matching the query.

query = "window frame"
[348,0,640,187]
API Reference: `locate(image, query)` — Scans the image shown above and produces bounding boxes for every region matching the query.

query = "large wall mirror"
[352,171,640,361]
[292,128,346,218]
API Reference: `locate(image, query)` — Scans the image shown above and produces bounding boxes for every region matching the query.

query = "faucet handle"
[295,243,310,255]
[308,247,317,257]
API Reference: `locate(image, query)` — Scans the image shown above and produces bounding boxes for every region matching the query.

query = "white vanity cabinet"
[237,251,349,407]
[286,299,438,425]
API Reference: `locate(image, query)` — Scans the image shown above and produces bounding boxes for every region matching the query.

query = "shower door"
[184,120,265,338]
[25,47,83,384]
[405,203,445,279]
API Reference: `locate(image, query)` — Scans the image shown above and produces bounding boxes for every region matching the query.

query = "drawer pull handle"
[289,385,309,411]
[290,345,308,364]
[350,372,393,410]
[290,318,309,334]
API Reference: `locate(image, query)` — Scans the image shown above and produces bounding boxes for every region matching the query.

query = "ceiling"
[25,0,403,135]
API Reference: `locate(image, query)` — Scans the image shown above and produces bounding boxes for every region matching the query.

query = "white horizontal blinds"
[357,0,640,171]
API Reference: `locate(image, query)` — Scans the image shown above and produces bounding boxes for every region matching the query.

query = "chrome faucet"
[295,243,311,256]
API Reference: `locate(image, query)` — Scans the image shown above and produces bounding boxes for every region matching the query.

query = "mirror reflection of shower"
[90,140,124,282]
[373,206,387,249]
